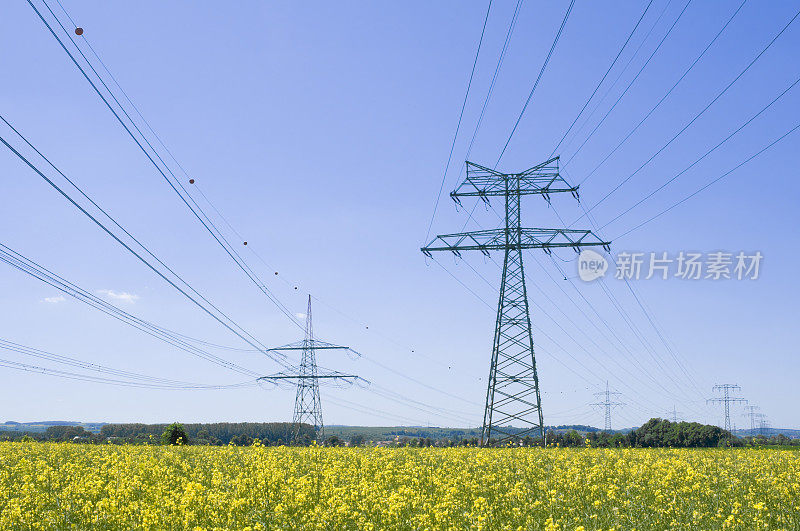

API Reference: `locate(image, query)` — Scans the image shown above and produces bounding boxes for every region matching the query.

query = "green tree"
[348,434,365,447]
[325,435,344,447]
[230,434,253,446]
[161,423,189,446]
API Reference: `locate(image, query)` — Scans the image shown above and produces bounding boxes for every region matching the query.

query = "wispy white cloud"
[97,289,140,303]
[43,295,66,304]
[295,313,307,319]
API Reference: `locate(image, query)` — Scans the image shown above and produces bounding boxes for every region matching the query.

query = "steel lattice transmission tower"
[707,384,747,432]
[591,381,624,431]
[422,158,610,446]
[757,414,770,437]
[742,405,760,436]
[666,405,683,423]
[260,296,360,442]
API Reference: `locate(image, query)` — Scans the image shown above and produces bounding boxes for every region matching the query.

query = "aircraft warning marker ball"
[75,27,83,35]
[189,179,195,184]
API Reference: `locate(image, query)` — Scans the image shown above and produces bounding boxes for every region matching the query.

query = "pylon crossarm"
[422,228,610,254]
[451,158,577,199]
[259,373,361,383]
[266,339,351,352]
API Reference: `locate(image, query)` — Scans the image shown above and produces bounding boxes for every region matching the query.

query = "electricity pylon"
[707,384,747,432]
[422,158,610,446]
[742,405,760,436]
[666,405,683,423]
[591,381,624,431]
[757,414,770,437]
[260,296,360,442]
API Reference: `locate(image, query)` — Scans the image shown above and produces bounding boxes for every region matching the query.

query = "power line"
[260,297,362,441]
[0,115,277,359]
[478,200,709,413]
[560,210,706,400]
[555,137,729,412]
[615,275,705,398]
[552,197,710,406]
[460,0,717,415]
[324,394,444,427]
[434,252,702,425]
[590,380,625,431]
[4,240,471,426]
[28,0,305,332]
[458,0,525,175]
[549,0,656,157]
[424,0,494,245]
[423,159,609,446]
[436,179,710,419]
[464,255,696,407]
[614,119,800,239]
[510,253,702,408]
[0,122,291,368]
[556,0,675,157]
[487,213,708,420]
[454,6,764,416]
[361,348,483,408]
[563,0,693,167]
[495,0,576,165]
[576,0,748,185]
[51,0,304,331]
[557,223,709,414]
[366,384,478,426]
[0,340,258,391]
[599,73,800,230]
[575,6,800,221]
[3,241,458,425]
[432,256,604,388]
[707,383,747,432]
[742,405,760,435]
[33,0,488,423]
[0,242,271,377]
[667,405,683,423]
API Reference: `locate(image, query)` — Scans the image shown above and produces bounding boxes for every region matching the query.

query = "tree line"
[1,418,797,447]
[0,422,312,446]
[541,418,800,448]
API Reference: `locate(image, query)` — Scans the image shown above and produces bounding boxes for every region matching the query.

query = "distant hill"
[733,428,800,439]
[1,421,106,433]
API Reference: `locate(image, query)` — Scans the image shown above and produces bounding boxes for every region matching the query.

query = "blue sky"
[0,0,798,430]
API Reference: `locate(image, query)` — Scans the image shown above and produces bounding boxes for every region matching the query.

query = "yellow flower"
[0,443,796,529]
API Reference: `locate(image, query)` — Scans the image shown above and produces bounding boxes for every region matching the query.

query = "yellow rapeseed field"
[0,442,798,530]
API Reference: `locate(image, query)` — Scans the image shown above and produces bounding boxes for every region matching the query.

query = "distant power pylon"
[422,158,609,446]
[666,405,683,423]
[755,413,770,437]
[742,405,760,436]
[260,296,360,442]
[591,381,624,432]
[707,384,747,432]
